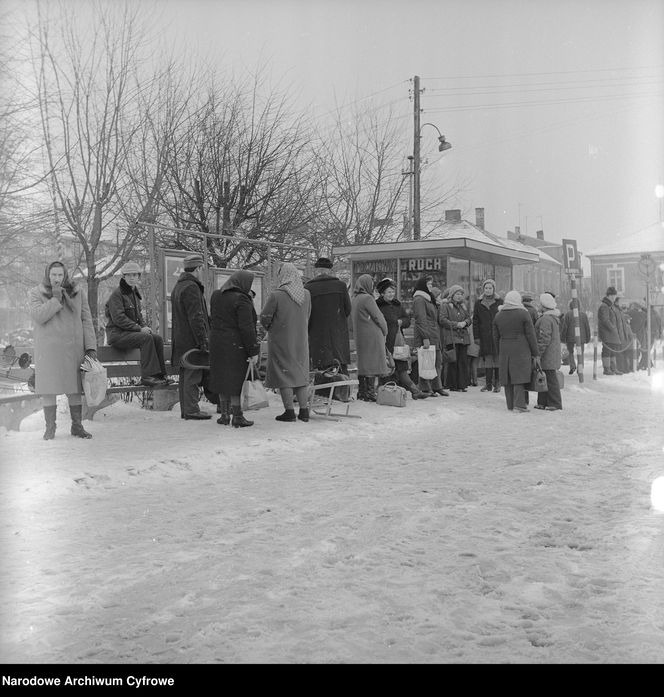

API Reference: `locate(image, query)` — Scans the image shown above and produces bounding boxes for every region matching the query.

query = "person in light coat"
[351,274,389,401]
[260,263,312,423]
[492,290,539,413]
[534,293,563,411]
[29,261,97,440]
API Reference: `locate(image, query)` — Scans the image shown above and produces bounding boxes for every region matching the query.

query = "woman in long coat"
[29,261,97,440]
[472,279,503,392]
[209,270,260,428]
[492,290,539,412]
[351,274,388,401]
[534,293,563,411]
[411,275,447,396]
[260,263,312,422]
[438,284,471,392]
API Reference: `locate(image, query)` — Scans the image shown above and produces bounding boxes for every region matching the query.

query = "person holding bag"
[472,279,503,393]
[260,263,312,423]
[375,278,428,400]
[29,261,97,440]
[438,284,471,392]
[533,293,563,411]
[351,274,389,402]
[411,275,448,397]
[209,270,260,428]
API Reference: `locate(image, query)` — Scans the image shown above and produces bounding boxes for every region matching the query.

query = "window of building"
[607,266,624,295]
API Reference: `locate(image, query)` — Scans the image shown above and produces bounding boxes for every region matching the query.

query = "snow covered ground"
[1,369,663,664]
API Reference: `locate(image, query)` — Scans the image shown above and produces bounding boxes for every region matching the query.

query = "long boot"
[481,369,493,392]
[602,357,615,375]
[231,405,254,428]
[364,376,377,402]
[492,368,501,393]
[43,405,57,440]
[69,404,92,439]
[216,398,230,425]
[357,376,368,401]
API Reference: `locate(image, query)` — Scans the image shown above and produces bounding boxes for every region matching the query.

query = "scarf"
[353,274,374,296]
[277,262,306,305]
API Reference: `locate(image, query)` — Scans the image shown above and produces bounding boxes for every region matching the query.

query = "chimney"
[444,209,462,223]
[475,207,485,229]
[536,230,544,240]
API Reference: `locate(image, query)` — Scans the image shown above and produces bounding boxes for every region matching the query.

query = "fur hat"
[183,253,204,269]
[447,284,465,300]
[605,286,618,297]
[504,290,523,307]
[539,292,557,310]
[376,278,396,295]
[521,292,533,302]
[314,257,333,269]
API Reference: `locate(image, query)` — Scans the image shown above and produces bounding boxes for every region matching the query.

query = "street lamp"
[413,122,452,240]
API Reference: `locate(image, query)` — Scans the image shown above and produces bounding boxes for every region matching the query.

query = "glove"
[52,286,63,300]
[248,355,259,366]
[423,338,431,348]
[140,326,152,334]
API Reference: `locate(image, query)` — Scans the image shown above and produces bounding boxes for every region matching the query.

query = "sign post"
[562,239,583,383]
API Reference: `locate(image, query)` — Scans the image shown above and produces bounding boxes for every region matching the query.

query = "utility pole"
[413,75,422,240]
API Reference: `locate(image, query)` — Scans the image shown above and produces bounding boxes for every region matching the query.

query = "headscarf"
[42,261,77,308]
[501,290,524,310]
[353,274,375,296]
[539,293,557,310]
[277,262,306,305]
[447,285,465,304]
[221,269,254,296]
[414,275,434,303]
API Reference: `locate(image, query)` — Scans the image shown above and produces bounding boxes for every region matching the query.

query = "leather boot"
[357,376,368,401]
[43,405,57,440]
[216,398,230,425]
[610,357,622,375]
[298,408,310,422]
[602,357,615,375]
[69,404,92,438]
[364,377,377,402]
[409,386,429,399]
[231,405,254,428]
[275,408,296,422]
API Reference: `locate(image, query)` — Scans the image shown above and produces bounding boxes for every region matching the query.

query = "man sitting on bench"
[105,261,171,387]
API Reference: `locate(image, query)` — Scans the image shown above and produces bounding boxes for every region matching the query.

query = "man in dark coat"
[521,292,539,325]
[104,261,170,387]
[304,257,352,371]
[559,299,591,374]
[597,286,620,375]
[170,253,211,419]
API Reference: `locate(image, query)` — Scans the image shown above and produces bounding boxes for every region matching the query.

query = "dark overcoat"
[473,295,503,356]
[597,297,620,344]
[260,289,311,389]
[170,272,210,369]
[105,278,146,343]
[535,311,562,370]
[559,309,591,344]
[304,274,351,368]
[412,291,441,349]
[376,297,411,353]
[209,286,259,396]
[492,306,539,384]
[439,300,471,346]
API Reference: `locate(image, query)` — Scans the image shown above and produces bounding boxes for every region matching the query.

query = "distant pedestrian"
[492,290,539,413]
[412,275,448,396]
[260,263,312,423]
[614,298,634,373]
[351,274,389,402]
[29,261,97,440]
[438,284,471,392]
[472,279,503,393]
[559,299,591,374]
[209,270,260,428]
[521,292,539,325]
[597,286,620,375]
[534,293,563,411]
[305,257,351,372]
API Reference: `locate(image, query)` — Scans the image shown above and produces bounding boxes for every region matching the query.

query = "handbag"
[241,363,270,411]
[392,331,411,361]
[416,345,437,380]
[529,364,548,392]
[80,356,107,407]
[466,341,480,358]
[376,381,407,407]
[443,345,457,363]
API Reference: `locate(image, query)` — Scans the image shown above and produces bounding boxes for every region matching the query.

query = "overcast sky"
[6,0,664,256]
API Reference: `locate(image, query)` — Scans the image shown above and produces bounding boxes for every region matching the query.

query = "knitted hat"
[376,278,396,295]
[314,257,333,269]
[183,253,204,269]
[447,284,465,300]
[539,292,557,310]
[504,290,523,306]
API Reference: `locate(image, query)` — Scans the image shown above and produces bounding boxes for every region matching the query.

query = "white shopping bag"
[417,345,438,380]
[80,356,107,407]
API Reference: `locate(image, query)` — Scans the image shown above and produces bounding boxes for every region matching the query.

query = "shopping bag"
[529,365,548,392]
[376,381,408,407]
[80,356,108,407]
[241,363,270,411]
[417,345,437,380]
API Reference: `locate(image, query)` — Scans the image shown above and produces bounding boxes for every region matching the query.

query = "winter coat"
[412,290,441,349]
[523,300,539,325]
[559,309,591,344]
[260,288,311,389]
[439,300,471,346]
[376,296,411,353]
[352,290,389,376]
[104,278,146,343]
[535,310,562,370]
[304,274,351,368]
[613,304,632,345]
[472,295,503,357]
[597,297,620,344]
[170,272,210,369]
[29,282,97,395]
[209,286,260,396]
[492,306,539,384]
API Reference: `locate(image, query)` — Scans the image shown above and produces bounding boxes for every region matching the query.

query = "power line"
[421,65,664,80]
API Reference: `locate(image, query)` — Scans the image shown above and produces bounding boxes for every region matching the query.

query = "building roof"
[585,223,664,257]
[481,230,563,266]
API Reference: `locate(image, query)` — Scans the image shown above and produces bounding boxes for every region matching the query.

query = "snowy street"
[1,371,664,664]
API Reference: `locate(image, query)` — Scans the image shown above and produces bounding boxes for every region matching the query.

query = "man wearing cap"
[597,286,620,376]
[105,261,170,387]
[171,253,211,419]
[304,257,352,372]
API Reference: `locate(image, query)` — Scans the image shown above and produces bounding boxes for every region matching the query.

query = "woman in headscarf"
[534,293,563,411]
[260,263,312,422]
[438,284,471,392]
[492,290,539,412]
[411,275,448,396]
[472,279,503,393]
[351,274,389,401]
[29,260,97,440]
[209,270,260,428]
